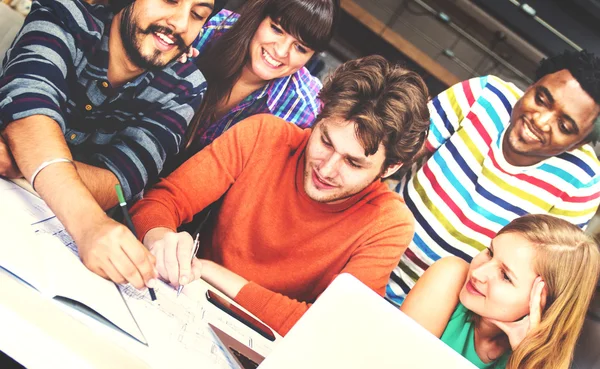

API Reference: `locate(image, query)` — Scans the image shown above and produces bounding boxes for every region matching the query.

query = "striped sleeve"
[547,148,600,227]
[425,76,489,153]
[0,0,88,129]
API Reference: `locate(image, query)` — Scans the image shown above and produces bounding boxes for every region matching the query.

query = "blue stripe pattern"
[0,0,206,199]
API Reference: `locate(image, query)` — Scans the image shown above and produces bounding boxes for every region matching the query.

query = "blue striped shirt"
[189,9,322,151]
[0,0,206,200]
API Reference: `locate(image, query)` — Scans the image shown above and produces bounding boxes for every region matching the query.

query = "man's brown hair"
[317,55,430,170]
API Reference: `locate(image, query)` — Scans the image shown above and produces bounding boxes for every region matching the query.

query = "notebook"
[258,273,477,369]
[0,193,146,345]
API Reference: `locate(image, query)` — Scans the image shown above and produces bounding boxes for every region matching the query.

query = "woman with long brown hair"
[183,0,339,154]
[400,214,600,369]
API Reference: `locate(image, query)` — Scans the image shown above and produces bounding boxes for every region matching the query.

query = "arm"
[227,206,415,336]
[400,256,469,337]
[130,115,266,239]
[0,3,155,288]
[3,116,156,289]
[73,161,119,209]
[425,76,490,153]
[547,153,600,228]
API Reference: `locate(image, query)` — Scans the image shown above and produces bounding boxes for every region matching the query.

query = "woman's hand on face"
[489,276,547,350]
[177,46,199,63]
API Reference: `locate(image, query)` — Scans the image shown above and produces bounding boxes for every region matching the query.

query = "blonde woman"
[401,214,600,369]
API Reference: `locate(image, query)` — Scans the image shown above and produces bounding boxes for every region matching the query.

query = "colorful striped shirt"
[0,0,206,200]
[387,75,600,304]
[189,9,322,151]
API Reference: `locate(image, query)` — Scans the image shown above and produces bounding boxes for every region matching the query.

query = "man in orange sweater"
[130,55,430,335]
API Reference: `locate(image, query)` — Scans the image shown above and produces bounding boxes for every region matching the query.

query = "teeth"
[523,123,540,142]
[262,49,282,67]
[156,32,174,45]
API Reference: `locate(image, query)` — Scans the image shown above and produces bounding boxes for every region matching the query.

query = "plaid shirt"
[0,0,206,200]
[190,9,322,151]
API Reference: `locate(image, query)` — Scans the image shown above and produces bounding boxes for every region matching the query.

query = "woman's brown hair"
[317,55,430,170]
[184,0,339,150]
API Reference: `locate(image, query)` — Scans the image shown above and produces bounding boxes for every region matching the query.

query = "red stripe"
[404,248,430,271]
[466,111,492,146]
[488,151,600,202]
[423,164,496,239]
[462,80,475,107]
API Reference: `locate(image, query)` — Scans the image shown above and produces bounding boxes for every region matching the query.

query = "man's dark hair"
[535,50,600,144]
[109,0,226,20]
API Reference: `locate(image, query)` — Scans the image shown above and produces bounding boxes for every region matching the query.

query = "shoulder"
[287,69,322,104]
[29,0,108,42]
[193,9,237,51]
[428,256,470,278]
[362,188,415,235]
[552,144,600,187]
[205,9,237,29]
[416,257,469,296]
[230,113,308,147]
[160,62,207,93]
[269,68,322,121]
[289,68,322,102]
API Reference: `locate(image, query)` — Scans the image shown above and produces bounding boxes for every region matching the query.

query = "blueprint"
[0,179,276,368]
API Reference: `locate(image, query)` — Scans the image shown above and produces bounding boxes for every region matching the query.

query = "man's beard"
[119,4,187,70]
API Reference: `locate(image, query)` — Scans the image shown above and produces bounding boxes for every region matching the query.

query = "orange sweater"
[131,114,414,335]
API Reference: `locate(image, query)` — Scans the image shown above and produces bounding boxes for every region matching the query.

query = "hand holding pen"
[115,184,157,301]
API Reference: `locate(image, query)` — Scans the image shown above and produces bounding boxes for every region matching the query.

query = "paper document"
[0,207,146,344]
[0,178,277,368]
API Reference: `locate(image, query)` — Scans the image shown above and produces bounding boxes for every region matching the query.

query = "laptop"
[257,273,477,369]
[209,323,265,369]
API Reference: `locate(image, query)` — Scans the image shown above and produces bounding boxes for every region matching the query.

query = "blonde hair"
[496,214,600,369]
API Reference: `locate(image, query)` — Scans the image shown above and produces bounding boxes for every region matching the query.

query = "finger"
[110,249,146,289]
[99,259,128,285]
[529,282,545,330]
[179,54,188,63]
[176,232,194,285]
[187,47,194,57]
[191,48,199,58]
[190,258,203,281]
[121,235,158,288]
[163,232,181,286]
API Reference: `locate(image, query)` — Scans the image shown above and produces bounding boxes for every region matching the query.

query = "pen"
[115,184,157,301]
[177,233,200,297]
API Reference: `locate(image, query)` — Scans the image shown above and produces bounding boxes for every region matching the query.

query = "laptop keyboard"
[230,347,260,369]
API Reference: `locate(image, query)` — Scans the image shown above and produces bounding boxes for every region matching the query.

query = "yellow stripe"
[482,167,551,209]
[457,128,484,163]
[447,86,464,124]
[413,174,487,252]
[548,204,597,218]
[489,76,522,100]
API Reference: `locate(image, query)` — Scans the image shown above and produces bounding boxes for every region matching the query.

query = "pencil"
[115,184,157,301]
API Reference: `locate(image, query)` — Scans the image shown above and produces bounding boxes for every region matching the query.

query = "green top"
[440,303,510,369]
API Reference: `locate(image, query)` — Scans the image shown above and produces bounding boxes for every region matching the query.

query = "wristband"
[30,158,75,191]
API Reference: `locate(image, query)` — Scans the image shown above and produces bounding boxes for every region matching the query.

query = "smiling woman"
[177,0,340,158]
[400,214,600,369]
